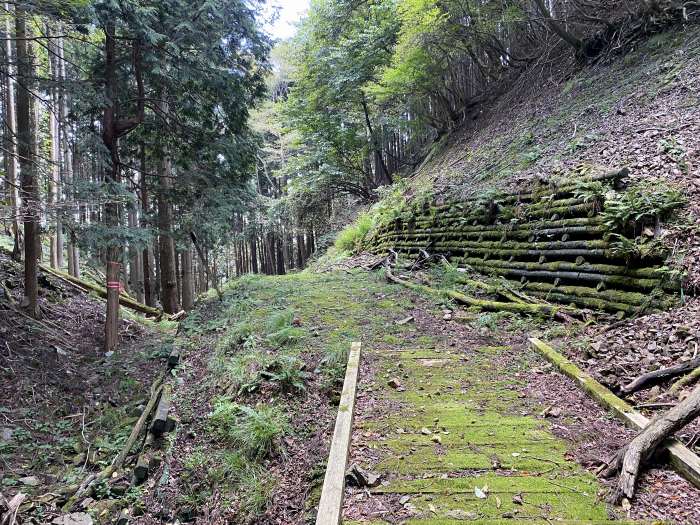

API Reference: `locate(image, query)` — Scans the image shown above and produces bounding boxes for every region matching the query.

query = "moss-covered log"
[370,216,605,241]
[453,257,661,279]
[387,242,611,260]
[524,290,642,313]
[371,224,606,244]
[502,279,674,308]
[385,238,609,251]
[449,259,663,291]
[385,266,569,317]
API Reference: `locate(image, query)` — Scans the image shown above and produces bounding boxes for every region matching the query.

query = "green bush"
[209,400,288,459]
[334,213,374,253]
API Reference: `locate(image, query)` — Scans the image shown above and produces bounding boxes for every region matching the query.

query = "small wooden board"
[315,342,362,525]
[529,337,700,490]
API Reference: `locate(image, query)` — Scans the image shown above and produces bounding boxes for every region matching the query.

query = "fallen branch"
[40,264,164,319]
[0,492,26,525]
[621,357,700,395]
[608,384,700,503]
[668,364,700,398]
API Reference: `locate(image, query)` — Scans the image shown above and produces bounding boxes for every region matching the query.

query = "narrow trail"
[343,314,630,523]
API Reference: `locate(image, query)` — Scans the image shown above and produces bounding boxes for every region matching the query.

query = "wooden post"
[316,342,362,525]
[105,261,121,353]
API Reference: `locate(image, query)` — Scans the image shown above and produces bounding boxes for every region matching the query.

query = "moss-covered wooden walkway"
[344,343,635,524]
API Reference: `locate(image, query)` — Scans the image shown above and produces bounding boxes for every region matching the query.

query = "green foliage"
[209,399,289,459]
[217,322,255,353]
[602,182,686,233]
[573,180,608,204]
[334,213,374,253]
[658,137,689,174]
[210,349,268,395]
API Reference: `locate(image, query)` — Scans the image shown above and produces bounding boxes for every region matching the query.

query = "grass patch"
[209,399,289,459]
[334,212,374,253]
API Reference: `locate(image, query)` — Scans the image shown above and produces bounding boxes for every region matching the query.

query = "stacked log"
[365,169,680,316]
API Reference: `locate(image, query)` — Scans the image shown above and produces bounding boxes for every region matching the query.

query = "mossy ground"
[345,319,634,522]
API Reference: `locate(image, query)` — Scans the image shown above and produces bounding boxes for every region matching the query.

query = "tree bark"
[15,9,39,318]
[104,261,121,353]
[47,23,63,270]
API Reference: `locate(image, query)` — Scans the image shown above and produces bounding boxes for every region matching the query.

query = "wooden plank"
[529,338,700,490]
[316,342,362,525]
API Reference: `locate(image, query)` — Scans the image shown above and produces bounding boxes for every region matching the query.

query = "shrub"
[334,212,374,253]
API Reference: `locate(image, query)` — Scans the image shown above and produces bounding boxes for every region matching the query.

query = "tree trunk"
[250,235,258,274]
[47,24,63,270]
[128,203,144,303]
[175,248,182,305]
[3,4,20,260]
[181,247,194,310]
[157,154,179,314]
[102,22,122,351]
[297,233,306,268]
[275,232,286,275]
[15,10,39,318]
[57,29,78,277]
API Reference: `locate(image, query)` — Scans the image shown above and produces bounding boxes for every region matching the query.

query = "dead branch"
[608,384,700,503]
[621,357,700,395]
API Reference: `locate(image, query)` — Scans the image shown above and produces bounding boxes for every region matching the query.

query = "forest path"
[342,316,633,523]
